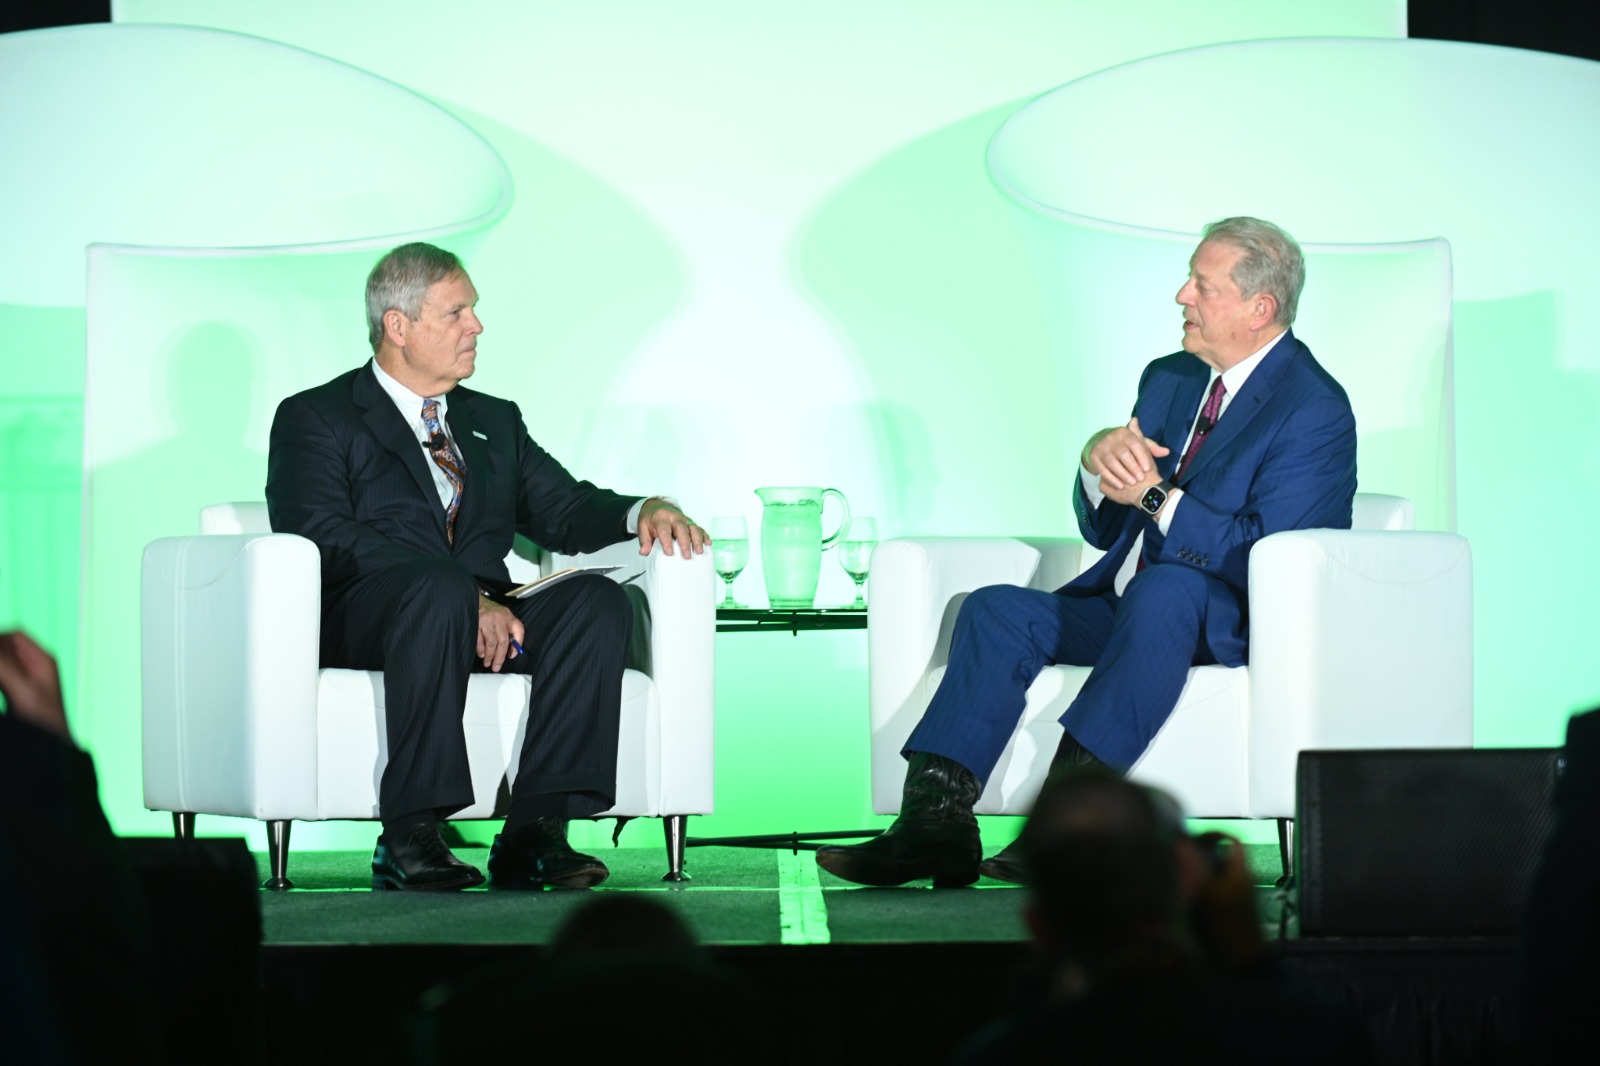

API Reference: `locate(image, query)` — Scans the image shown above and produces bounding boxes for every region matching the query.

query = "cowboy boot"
[978,730,1117,884]
[815,751,982,887]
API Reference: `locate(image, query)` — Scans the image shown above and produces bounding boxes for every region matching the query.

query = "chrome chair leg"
[263,819,295,891]
[662,814,690,882]
[1276,817,1295,888]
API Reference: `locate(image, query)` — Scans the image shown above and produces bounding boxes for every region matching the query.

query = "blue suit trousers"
[903,564,1230,779]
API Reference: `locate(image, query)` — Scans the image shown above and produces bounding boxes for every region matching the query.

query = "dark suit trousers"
[320,559,631,821]
[904,564,1229,777]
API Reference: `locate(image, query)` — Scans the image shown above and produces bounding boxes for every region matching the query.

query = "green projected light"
[5,3,1461,856]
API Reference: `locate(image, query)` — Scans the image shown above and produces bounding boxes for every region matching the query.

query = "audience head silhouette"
[1018,768,1193,966]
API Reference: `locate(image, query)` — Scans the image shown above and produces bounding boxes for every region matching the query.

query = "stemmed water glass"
[710,516,750,609]
[838,517,878,609]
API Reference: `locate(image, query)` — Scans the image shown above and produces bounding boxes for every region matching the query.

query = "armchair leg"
[263,820,295,892]
[662,815,690,883]
[172,812,195,840]
[1276,817,1295,888]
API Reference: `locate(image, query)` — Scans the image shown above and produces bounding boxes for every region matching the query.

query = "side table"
[688,606,883,853]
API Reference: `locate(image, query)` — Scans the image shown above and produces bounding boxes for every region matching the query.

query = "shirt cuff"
[1079,466,1106,509]
[1156,488,1183,534]
[627,496,679,534]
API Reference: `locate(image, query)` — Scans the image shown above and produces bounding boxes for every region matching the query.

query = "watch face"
[1140,485,1166,514]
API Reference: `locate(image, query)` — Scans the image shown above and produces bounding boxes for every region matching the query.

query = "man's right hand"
[1082,417,1171,491]
[477,596,526,672]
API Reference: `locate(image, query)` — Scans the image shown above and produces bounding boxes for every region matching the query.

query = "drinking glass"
[837,517,878,608]
[710,517,750,609]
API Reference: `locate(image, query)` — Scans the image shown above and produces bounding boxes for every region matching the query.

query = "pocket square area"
[472,430,489,440]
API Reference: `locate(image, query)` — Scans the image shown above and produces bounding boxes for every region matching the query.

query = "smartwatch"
[1138,480,1176,517]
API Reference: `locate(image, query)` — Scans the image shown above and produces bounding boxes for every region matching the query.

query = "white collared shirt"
[371,357,463,511]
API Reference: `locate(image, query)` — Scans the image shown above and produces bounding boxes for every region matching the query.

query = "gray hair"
[1201,217,1305,326]
[365,243,464,352]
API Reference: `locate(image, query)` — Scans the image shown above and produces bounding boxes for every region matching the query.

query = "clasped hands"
[1083,417,1171,507]
[476,497,709,672]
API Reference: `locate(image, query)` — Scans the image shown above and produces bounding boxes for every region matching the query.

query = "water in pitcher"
[755,486,850,608]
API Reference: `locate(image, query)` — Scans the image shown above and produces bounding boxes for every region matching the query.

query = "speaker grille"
[1297,748,1560,936]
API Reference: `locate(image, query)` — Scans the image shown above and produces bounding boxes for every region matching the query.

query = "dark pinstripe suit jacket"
[265,361,636,602]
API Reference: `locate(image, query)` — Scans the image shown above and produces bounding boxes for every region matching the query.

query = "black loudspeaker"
[1296,748,1562,936]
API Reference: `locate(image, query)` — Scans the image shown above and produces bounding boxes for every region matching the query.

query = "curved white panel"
[989,37,1598,263]
[0,24,511,306]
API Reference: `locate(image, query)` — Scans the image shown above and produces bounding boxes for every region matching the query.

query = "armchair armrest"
[1247,529,1474,817]
[141,533,322,818]
[560,540,716,814]
[867,536,1083,810]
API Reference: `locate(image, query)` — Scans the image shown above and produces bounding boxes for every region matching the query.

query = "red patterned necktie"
[1175,377,1227,481]
[1136,376,1227,573]
[421,398,464,542]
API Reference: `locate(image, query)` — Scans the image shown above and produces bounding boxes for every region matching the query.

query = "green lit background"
[2,1,1596,854]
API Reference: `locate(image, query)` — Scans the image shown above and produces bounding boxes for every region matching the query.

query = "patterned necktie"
[1174,377,1227,482]
[421,398,464,542]
[1136,376,1226,573]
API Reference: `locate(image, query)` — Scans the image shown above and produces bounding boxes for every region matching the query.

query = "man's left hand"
[638,498,709,558]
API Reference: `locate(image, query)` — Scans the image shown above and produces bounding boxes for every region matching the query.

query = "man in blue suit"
[817,217,1357,888]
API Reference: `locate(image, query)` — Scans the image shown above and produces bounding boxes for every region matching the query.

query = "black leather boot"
[978,730,1117,884]
[815,752,982,887]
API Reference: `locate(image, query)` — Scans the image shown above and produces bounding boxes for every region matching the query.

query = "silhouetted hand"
[0,630,69,740]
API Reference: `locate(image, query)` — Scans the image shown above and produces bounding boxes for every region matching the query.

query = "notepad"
[506,564,625,599]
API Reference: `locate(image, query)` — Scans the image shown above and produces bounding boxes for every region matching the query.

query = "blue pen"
[510,638,525,657]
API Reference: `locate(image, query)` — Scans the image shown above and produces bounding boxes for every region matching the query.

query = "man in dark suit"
[266,242,706,891]
[818,217,1357,888]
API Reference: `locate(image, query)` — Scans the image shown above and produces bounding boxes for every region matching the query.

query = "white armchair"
[141,503,715,889]
[868,494,1473,869]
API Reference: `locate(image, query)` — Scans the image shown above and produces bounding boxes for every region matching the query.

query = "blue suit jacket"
[1064,331,1357,665]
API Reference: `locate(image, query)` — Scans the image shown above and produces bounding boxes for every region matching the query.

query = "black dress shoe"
[488,818,609,890]
[815,752,982,888]
[977,838,1028,885]
[371,823,485,891]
